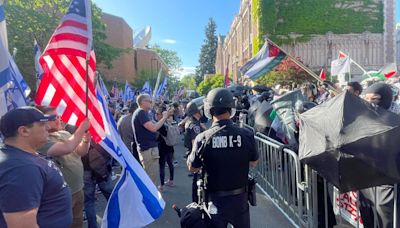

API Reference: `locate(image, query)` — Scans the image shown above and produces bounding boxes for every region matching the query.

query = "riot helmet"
[186,101,201,117]
[204,88,236,119]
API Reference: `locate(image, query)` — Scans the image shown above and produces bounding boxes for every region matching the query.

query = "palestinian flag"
[369,63,397,80]
[240,42,286,80]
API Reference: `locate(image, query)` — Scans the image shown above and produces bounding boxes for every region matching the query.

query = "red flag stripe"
[58,20,87,31]
[385,71,396,78]
[40,56,104,141]
[49,33,89,46]
[35,0,105,142]
[49,55,104,129]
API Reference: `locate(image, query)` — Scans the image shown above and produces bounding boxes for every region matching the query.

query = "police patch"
[193,125,201,134]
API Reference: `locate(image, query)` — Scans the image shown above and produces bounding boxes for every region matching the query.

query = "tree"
[197,74,224,95]
[4,0,125,89]
[255,57,309,87]
[151,44,182,74]
[179,74,196,90]
[195,18,217,85]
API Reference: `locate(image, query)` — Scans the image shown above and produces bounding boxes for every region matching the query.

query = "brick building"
[216,0,396,83]
[97,13,168,83]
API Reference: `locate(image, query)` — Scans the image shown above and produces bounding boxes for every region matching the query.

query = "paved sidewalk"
[88,137,295,228]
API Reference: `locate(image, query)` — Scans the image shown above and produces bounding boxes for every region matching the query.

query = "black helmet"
[204,88,235,119]
[186,101,201,116]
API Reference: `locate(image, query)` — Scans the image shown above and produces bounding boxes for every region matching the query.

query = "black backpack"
[88,142,112,181]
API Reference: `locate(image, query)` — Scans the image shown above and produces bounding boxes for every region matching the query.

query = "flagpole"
[85,0,93,117]
[266,38,339,93]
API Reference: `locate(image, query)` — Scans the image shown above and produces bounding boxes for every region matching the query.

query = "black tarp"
[299,91,400,192]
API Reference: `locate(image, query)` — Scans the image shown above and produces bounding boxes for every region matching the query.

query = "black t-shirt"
[0,145,72,228]
[188,120,259,192]
[132,108,158,151]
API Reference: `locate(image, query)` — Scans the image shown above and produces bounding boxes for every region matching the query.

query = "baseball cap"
[0,106,56,137]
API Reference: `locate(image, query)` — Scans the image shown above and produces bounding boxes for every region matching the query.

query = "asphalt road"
[86,137,295,228]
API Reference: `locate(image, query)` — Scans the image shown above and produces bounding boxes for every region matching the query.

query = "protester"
[0,107,72,228]
[346,81,363,96]
[82,139,114,228]
[155,107,175,192]
[37,106,91,228]
[132,94,173,185]
[360,82,400,228]
[117,102,139,162]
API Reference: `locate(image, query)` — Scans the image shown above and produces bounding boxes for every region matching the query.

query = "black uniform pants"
[209,192,250,228]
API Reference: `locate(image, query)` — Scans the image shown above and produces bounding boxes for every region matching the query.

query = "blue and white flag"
[119,87,123,100]
[0,0,8,51]
[123,80,135,102]
[155,77,167,98]
[141,81,152,96]
[99,76,110,99]
[0,1,28,117]
[34,39,44,89]
[96,84,165,228]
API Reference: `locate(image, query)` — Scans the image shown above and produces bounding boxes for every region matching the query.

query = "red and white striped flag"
[34,0,105,142]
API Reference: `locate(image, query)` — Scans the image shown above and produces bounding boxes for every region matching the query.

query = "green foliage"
[5,0,125,89]
[151,44,183,73]
[252,0,384,51]
[133,70,156,91]
[196,75,224,96]
[179,74,197,90]
[255,57,309,87]
[195,18,218,85]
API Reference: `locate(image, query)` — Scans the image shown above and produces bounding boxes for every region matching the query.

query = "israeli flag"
[123,80,135,102]
[155,77,167,98]
[96,84,165,228]
[0,2,28,117]
[141,81,152,96]
[98,76,110,99]
[34,39,44,89]
[0,1,30,101]
[0,0,7,51]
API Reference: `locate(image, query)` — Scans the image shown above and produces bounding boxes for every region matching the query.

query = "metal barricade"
[251,132,312,227]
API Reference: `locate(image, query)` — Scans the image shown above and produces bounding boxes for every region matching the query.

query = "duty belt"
[209,187,247,197]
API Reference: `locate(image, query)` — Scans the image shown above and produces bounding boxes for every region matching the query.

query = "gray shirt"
[117,113,134,149]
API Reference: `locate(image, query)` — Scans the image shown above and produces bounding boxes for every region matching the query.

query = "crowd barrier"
[241,122,398,228]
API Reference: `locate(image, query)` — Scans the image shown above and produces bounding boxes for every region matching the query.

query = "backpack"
[88,142,112,181]
[162,124,180,146]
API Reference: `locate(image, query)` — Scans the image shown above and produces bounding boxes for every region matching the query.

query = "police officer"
[187,88,259,228]
[183,100,204,202]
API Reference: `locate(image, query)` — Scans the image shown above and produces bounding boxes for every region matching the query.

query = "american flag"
[34,0,105,142]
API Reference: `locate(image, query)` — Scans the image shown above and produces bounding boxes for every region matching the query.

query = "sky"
[93,0,400,78]
[93,0,240,78]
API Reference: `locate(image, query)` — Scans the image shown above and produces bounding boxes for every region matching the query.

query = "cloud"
[173,66,196,78]
[161,39,177,44]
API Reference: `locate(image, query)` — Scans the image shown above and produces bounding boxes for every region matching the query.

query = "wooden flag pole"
[266,38,339,93]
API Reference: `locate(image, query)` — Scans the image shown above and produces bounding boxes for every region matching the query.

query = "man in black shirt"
[132,94,172,185]
[187,88,259,228]
[0,107,72,228]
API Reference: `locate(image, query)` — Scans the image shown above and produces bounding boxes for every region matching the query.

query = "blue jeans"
[83,171,114,228]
